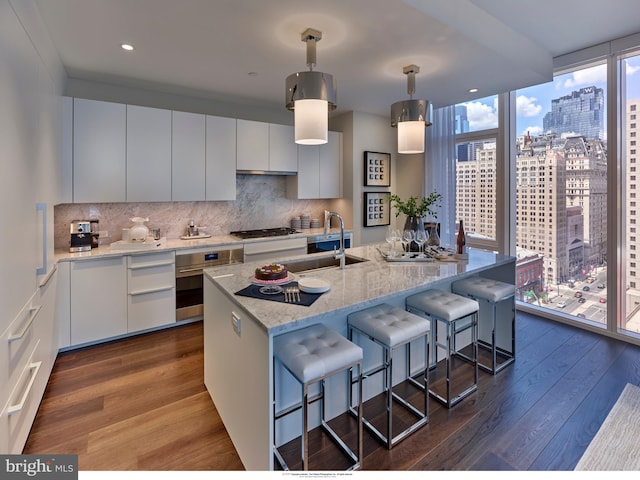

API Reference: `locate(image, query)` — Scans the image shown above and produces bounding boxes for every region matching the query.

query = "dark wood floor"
[24,313,640,471]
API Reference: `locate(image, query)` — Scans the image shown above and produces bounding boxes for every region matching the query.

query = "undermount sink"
[281,254,368,273]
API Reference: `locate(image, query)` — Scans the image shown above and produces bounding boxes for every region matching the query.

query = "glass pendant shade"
[397,120,425,154]
[294,99,328,145]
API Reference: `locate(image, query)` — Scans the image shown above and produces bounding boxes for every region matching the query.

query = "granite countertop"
[204,244,515,335]
[54,228,350,262]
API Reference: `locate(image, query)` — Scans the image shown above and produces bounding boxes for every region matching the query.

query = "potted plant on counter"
[388,192,442,250]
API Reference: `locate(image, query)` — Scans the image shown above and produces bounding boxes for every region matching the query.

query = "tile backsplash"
[54,175,330,249]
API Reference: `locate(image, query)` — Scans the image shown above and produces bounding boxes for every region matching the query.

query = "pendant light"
[285,28,336,145]
[390,65,432,154]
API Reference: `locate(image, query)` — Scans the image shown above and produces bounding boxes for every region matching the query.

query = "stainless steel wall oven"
[175,246,244,321]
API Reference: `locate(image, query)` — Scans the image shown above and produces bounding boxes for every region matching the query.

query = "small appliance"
[70,220,92,253]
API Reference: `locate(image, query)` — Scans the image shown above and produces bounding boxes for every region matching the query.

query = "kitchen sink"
[281,254,368,273]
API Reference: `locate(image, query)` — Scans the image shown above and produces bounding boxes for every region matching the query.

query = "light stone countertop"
[204,244,516,335]
[54,228,348,262]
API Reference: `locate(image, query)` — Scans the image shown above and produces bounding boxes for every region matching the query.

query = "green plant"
[388,192,442,218]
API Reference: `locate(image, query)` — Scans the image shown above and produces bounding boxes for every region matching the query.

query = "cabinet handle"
[36,203,47,276]
[8,361,42,416]
[128,261,175,270]
[128,285,174,296]
[8,305,41,343]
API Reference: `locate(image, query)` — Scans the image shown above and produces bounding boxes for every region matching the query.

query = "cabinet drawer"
[1,341,48,454]
[127,251,175,269]
[128,288,175,332]
[1,291,40,409]
[128,263,175,295]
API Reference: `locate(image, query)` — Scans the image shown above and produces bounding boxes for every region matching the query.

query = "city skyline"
[458,55,640,136]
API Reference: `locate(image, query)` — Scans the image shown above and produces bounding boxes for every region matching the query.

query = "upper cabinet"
[126,105,172,202]
[236,119,269,171]
[172,111,206,201]
[206,115,236,201]
[236,120,297,173]
[73,98,126,203]
[69,98,307,203]
[268,123,297,173]
[287,131,343,199]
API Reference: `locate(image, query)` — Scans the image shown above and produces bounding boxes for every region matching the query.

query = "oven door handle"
[176,267,204,275]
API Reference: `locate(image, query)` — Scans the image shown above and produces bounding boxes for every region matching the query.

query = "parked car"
[586,277,595,283]
[597,283,605,289]
[578,297,586,303]
[557,301,567,308]
[577,313,587,319]
[574,291,583,298]
[583,286,590,291]
[599,297,607,303]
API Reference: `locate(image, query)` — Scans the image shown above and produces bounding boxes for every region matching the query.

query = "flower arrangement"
[388,192,442,218]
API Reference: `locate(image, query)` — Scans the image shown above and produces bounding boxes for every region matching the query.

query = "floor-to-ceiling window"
[621,51,640,335]
[515,63,608,327]
[455,95,504,252]
[453,37,640,344]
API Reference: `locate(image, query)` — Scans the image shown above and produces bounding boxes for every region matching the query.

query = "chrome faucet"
[324,211,346,269]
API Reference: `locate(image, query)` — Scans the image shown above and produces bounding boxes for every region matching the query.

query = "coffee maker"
[70,221,92,252]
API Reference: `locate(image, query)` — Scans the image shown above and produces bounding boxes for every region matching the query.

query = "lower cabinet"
[127,251,175,332]
[70,257,127,345]
[63,252,176,349]
[0,269,58,454]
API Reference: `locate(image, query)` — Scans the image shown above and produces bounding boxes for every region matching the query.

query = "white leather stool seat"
[406,290,478,322]
[452,277,514,302]
[274,323,363,384]
[348,304,430,347]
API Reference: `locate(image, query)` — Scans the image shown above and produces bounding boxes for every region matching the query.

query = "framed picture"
[364,192,390,227]
[364,151,390,187]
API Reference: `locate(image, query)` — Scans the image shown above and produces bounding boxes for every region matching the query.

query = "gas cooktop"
[229,227,297,239]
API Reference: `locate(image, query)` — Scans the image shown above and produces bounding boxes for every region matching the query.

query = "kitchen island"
[203,244,515,470]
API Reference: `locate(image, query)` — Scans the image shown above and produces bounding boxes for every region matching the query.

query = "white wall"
[0,0,65,332]
[331,111,420,246]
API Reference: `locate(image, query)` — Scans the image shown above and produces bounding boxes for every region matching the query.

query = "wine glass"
[385,227,395,256]
[415,229,427,256]
[402,229,415,253]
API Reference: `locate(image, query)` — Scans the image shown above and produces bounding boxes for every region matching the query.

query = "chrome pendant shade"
[391,65,432,154]
[286,28,336,145]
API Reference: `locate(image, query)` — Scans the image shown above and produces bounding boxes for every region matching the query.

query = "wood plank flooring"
[23,313,640,471]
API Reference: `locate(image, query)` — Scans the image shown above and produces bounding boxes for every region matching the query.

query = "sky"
[459,54,640,137]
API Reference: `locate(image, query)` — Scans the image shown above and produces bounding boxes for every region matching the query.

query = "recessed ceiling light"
[121,43,134,51]
[468,88,479,93]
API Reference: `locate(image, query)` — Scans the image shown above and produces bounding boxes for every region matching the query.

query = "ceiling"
[35,0,640,117]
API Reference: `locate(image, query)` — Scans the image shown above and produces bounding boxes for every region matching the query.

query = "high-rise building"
[456,142,496,240]
[626,99,640,294]
[543,86,605,139]
[514,133,606,286]
[455,104,469,134]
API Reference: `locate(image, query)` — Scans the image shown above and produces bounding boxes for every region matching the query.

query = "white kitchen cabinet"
[206,115,237,200]
[127,251,175,332]
[237,119,269,171]
[127,105,172,202]
[73,98,126,203]
[172,110,206,201]
[268,123,297,172]
[286,131,343,199]
[70,257,127,346]
[0,270,58,454]
[319,131,343,198]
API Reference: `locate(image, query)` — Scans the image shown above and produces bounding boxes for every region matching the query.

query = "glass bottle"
[427,223,440,246]
[457,219,466,254]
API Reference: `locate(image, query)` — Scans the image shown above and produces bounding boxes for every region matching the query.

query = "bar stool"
[347,303,430,449]
[406,290,479,408]
[273,323,363,471]
[451,276,515,374]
